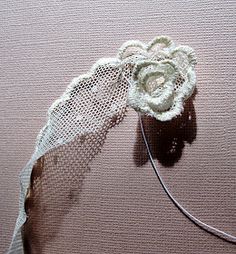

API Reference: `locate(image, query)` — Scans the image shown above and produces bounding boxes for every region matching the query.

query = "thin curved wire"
[138,113,236,244]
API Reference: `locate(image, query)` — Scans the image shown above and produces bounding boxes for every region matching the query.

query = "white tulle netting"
[8,36,196,253]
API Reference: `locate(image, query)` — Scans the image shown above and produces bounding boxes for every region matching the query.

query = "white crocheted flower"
[119,36,197,121]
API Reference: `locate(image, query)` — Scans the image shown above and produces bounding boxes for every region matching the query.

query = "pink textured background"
[1,0,235,253]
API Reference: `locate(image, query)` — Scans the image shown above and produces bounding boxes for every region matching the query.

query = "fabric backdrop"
[1,0,235,253]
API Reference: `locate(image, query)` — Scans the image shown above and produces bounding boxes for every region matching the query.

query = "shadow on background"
[134,90,197,167]
[22,111,127,254]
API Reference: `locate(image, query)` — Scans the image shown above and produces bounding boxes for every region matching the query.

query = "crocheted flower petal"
[146,81,174,112]
[147,35,175,53]
[128,81,184,122]
[170,46,197,100]
[171,45,197,73]
[176,66,197,100]
[133,59,177,82]
[117,40,147,60]
[152,94,185,121]
[140,63,177,87]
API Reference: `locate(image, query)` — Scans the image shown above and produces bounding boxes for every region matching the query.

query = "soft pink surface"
[1,0,235,253]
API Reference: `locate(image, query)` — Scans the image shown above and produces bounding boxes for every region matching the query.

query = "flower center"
[145,76,165,94]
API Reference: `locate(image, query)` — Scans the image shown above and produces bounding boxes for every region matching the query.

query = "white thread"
[138,113,236,244]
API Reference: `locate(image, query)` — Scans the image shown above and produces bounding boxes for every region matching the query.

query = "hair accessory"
[8,36,235,253]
